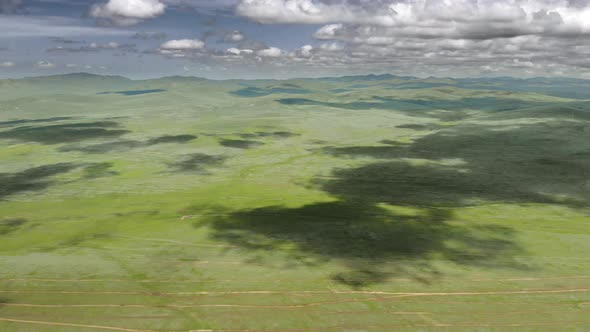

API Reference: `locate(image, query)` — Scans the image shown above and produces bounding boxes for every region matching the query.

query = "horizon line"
[2,71,590,82]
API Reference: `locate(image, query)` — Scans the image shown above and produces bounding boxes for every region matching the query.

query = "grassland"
[1,73,590,331]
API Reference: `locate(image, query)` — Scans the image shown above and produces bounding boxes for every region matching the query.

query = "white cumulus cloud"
[313,23,342,39]
[160,38,205,49]
[256,47,283,57]
[319,42,344,52]
[90,0,166,26]
[299,44,313,57]
[225,30,245,42]
[0,61,15,67]
[226,47,254,55]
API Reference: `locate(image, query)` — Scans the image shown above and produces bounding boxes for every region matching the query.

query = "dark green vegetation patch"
[59,134,197,154]
[238,131,299,139]
[170,153,226,173]
[0,121,128,144]
[231,86,312,97]
[98,89,166,96]
[0,218,30,235]
[0,163,79,199]
[0,116,75,128]
[146,134,197,145]
[219,138,264,149]
[83,162,118,179]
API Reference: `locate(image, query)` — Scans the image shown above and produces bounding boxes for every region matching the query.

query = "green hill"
[1,74,590,331]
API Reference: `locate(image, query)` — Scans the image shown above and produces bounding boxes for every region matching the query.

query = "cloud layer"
[236,0,590,37]
[225,0,590,78]
[1,0,589,78]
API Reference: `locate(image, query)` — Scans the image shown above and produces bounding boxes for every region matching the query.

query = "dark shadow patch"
[280,83,303,88]
[276,98,321,106]
[58,232,112,247]
[237,131,299,139]
[0,297,10,307]
[231,87,312,97]
[388,82,452,89]
[219,139,264,149]
[0,218,30,235]
[266,131,299,138]
[195,114,590,287]
[0,121,129,144]
[59,134,197,154]
[83,162,118,179]
[0,163,80,199]
[321,120,590,207]
[146,134,197,145]
[396,124,438,130]
[276,97,437,117]
[309,139,329,145]
[317,161,556,207]
[113,210,160,217]
[199,201,523,287]
[0,117,75,128]
[331,267,392,288]
[330,89,352,93]
[170,153,226,174]
[380,139,405,145]
[322,146,402,159]
[59,140,144,153]
[98,89,166,96]
[276,96,556,120]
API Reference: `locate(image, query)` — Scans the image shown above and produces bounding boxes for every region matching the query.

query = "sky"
[0,0,589,79]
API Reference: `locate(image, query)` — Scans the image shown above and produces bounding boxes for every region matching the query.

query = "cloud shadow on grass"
[198,198,523,287]
[321,119,590,207]
[59,134,197,154]
[169,153,227,174]
[0,121,129,144]
[195,111,590,287]
[231,86,312,97]
[276,96,557,121]
[146,134,197,145]
[58,140,144,153]
[0,218,30,235]
[219,139,264,149]
[0,163,80,200]
[238,131,299,139]
[83,162,118,179]
[0,117,75,128]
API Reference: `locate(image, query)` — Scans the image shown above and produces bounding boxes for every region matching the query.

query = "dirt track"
[2,317,590,332]
[2,287,590,297]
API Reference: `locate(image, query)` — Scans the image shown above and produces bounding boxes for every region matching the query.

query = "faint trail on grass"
[2,287,590,302]
[4,274,590,284]
[213,320,590,330]
[0,317,152,332]
[0,278,224,283]
[113,235,234,248]
[0,303,433,313]
[2,317,590,332]
[471,275,590,282]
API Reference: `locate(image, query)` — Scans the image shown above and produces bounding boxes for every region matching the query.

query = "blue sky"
[0,0,589,79]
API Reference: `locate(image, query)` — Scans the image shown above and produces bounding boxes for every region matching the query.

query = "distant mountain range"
[2,72,590,100]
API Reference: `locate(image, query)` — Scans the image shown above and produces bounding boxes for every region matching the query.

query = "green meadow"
[1,73,590,331]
